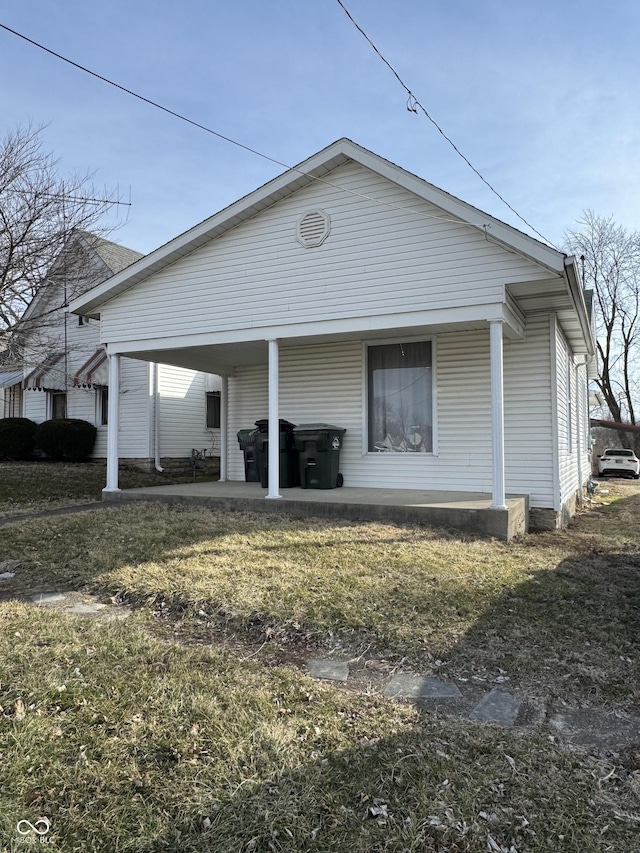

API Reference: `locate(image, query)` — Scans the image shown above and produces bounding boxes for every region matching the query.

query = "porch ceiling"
[506,279,589,354]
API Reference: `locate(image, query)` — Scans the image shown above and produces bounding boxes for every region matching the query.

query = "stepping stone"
[469,687,521,726]
[549,708,640,750]
[31,592,67,605]
[384,673,462,700]
[306,659,349,681]
[65,602,107,615]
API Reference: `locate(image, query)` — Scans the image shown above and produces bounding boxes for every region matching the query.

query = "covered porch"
[103,479,528,541]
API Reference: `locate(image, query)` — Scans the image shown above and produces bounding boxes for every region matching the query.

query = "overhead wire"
[334,0,558,249]
[0,20,552,247]
[0,21,485,233]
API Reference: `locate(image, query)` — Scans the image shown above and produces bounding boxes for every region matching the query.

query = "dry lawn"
[1,472,639,851]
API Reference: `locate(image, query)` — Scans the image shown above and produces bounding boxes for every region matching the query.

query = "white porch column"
[490,320,507,510]
[104,353,121,494]
[219,375,228,482]
[266,339,282,499]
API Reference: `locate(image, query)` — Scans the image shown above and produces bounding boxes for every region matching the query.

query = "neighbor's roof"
[0,368,23,389]
[79,232,143,276]
[20,232,144,325]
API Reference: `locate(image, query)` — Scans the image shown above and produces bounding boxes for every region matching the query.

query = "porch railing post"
[104,352,120,494]
[219,375,228,482]
[266,339,282,499]
[490,320,507,510]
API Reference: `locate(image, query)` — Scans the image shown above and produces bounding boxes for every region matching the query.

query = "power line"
[0,22,292,172]
[334,0,558,249]
[0,21,536,244]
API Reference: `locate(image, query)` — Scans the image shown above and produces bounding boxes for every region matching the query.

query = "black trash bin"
[293,424,346,489]
[236,429,260,482]
[254,419,299,488]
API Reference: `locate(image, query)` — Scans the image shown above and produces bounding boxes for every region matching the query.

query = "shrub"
[0,417,37,460]
[35,419,97,462]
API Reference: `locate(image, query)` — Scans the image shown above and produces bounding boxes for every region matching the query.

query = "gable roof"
[20,232,143,325]
[78,232,143,277]
[69,138,593,353]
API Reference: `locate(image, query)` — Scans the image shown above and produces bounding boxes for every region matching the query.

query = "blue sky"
[1,0,638,254]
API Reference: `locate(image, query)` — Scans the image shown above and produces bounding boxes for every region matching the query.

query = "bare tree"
[565,211,640,429]
[0,124,119,358]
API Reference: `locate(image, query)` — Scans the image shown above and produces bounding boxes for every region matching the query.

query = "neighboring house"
[0,347,23,418]
[70,139,595,529]
[4,231,221,469]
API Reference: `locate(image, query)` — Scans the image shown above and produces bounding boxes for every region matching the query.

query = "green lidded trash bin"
[293,423,346,489]
[236,429,260,482]
[253,419,299,488]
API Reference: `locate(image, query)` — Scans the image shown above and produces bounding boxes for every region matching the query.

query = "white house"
[69,139,595,530]
[5,232,221,470]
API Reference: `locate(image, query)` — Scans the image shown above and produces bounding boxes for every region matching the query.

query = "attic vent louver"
[296,209,331,248]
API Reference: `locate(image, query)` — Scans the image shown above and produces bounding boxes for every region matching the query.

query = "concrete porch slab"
[104,481,528,540]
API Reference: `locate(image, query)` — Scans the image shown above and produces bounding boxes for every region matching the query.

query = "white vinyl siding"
[225,332,556,507]
[228,365,269,481]
[155,365,219,457]
[503,315,555,508]
[101,162,551,347]
[554,320,588,507]
[118,359,151,458]
[23,388,48,423]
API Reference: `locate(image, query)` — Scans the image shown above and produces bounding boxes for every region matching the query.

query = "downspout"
[575,355,593,499]
[153,362,164,473]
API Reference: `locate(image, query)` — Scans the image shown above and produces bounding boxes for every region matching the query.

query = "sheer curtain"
[368,341,432,452]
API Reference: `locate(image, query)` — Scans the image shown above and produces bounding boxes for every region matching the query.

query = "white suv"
[597,448,640,479]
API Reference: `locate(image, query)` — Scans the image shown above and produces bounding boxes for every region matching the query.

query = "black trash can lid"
[293,423,346,433]
[254,418,297,433]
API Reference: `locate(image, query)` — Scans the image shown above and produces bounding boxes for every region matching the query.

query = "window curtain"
[368,341,432,452]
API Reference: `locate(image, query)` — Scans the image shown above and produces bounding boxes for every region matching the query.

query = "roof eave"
[563,255,595,355]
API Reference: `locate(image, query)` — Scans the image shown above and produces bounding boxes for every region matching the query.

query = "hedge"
[34,418,97,462]
[0,417,37,460]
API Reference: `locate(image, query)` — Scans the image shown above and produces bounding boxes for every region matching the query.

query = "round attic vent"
[296,209,331,248]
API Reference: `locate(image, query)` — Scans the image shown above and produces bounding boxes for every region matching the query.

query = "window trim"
[49,391,67,420]
[206,390,221,430]
[567,362,573,454]
[362,335,437,457]
[95,385,108,426]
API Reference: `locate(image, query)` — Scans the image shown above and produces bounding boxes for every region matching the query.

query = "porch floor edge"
[103,482,529,540]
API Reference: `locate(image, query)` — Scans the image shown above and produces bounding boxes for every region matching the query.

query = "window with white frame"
[96,386,108,426]
[583,373,590,450]
[368,340,433,453]
[206,391,221,429]
[567,364,573,453]
[49,391,67,420]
